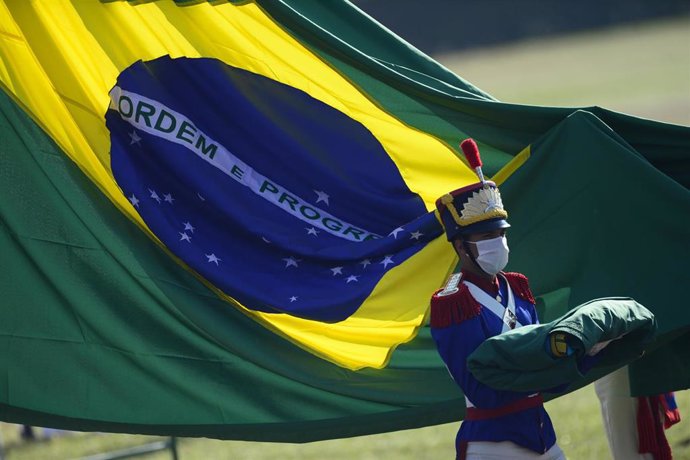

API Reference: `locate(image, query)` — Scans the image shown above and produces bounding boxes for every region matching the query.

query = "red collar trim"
[461,269,499,296]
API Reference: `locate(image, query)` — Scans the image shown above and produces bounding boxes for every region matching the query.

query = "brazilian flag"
[1,0,688,441]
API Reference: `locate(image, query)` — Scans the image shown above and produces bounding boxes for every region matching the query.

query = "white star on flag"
[314,190,330,206]
[282,257,300,268]
[289,296,298,302]
[380,255,394,268]
[149,189,161,203]
[129,130,142,145]
[205,253,221,265]
[306,227,320,236]
[163,193,174,204]
[360,259,371,268]
[389,227,404,238]
[183,222,195,233]
[330,266,344,276]
[410,231,423,240]
[128,194,139,208]
[179,232,191,242]
[346,275,359,283]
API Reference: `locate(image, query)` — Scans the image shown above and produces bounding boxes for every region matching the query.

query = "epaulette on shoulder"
[503,272,536,304]
[430,277,481,328]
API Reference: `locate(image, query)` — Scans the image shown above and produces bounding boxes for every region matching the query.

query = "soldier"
[595,366,680,460]
[430,139,566,460]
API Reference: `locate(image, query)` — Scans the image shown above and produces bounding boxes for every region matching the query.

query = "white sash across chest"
[462,274,530,410]
[463,273,524,333]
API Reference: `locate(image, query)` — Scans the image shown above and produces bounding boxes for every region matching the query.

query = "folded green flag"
[467,298,657,392]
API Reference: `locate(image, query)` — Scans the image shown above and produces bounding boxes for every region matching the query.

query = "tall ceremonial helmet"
[435,139,510,241]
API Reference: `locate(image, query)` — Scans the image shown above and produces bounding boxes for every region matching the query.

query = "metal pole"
[170,437,178,460]
[76,438,174,460]
[0,427,6,460]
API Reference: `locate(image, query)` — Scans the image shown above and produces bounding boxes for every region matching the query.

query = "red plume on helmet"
[460,138,485,184]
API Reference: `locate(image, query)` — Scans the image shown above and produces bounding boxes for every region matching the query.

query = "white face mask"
[469,235,509,275]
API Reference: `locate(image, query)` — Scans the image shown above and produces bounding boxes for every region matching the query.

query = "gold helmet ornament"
[435,139,510,241]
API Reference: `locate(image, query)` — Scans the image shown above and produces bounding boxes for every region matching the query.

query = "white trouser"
[594,366,653,460]
[465,441,566,459]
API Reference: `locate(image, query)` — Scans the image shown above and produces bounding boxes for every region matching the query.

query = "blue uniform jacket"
[430,271,557,455]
